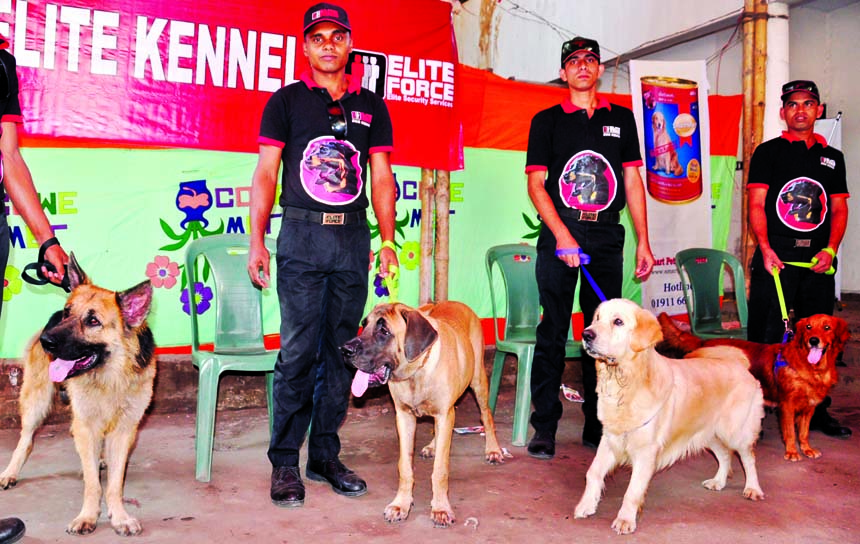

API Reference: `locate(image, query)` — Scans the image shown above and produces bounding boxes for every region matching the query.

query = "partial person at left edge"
[0,34,69,315]
[0,33,69,544]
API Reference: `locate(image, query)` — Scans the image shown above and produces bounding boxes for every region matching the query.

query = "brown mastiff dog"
[342,301,503,527]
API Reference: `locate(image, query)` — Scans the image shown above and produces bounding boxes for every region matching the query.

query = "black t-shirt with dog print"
[748,132,849,244]
[258,72,393,213]
[525,97,642,214]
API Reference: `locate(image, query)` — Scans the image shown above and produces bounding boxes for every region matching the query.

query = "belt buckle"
[322,212,345,225]
[794,239,811,247]
[579,211,598,222]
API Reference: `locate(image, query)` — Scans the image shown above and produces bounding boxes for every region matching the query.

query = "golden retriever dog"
[0,255,155,536]
[651,111,684,176]
[658,312,850,461]
[573,299,765,534]
[341,301,503,528]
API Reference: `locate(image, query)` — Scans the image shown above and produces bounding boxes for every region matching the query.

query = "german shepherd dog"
[0,255,155,536]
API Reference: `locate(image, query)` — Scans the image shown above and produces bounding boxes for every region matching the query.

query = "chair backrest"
[675,247,748,329]
[485,244,541,343]
[185,234,277,353]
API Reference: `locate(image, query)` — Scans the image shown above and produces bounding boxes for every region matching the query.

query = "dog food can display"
[641,76,702,204]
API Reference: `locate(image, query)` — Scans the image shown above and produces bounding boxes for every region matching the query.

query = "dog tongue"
[351,370,371,397]
[807,347,823,365]
[49,358,78,382]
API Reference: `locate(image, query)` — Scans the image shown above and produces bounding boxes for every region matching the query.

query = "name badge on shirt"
[602,126,620,138]
[821,157,835,169]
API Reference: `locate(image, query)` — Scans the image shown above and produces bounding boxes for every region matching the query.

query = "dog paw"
[485,450,504,465]
[783,451,802,462]
[573,501,596,519]
[611,516,637,535]
[67,517,98,535]
[743,487,765,501]
[383,503,411,523]
[801,447,822,459]
[430,508,455,528]
[0,474,17,489]
[111,516,143,536]
[419,445,435,459]
[702,477,726,491]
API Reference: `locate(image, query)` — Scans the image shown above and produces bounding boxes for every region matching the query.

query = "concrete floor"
[2,305,859,543]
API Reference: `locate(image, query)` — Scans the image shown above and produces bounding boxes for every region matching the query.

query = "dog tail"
[655,312,705,358]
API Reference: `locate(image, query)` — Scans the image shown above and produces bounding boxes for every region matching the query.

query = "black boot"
[0,517,25,544]
[810,397,852,438]
[527,430,556,460]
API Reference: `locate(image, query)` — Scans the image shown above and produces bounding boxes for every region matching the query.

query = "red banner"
[1,0,462,170]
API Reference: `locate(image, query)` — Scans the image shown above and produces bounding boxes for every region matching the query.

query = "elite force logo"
[347,49,455,108]
[776,177,828,232]
[347,49,387,97]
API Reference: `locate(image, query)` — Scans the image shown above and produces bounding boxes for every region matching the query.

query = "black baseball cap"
[781,80,820,103]
[561,37,600,67]
[303,3,351,35]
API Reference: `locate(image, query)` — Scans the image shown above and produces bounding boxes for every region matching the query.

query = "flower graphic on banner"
[146,256,180,289]
[181,282,213,316]
[3,265,22,302]
[159,179,225,294]
[399,241,421,271]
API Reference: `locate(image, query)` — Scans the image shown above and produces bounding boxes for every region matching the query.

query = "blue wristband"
[555,248,590,264]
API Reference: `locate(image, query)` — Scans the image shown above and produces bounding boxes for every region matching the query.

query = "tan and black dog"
[342,301,503,528]
[0,255,155,536]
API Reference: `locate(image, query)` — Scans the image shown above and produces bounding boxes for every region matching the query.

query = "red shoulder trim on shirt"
[780,130,828,148]
[0,114,23,124]
[258,136,285,149]
[524,165,547,174]
[622,160,643,168]
[369,145,393,154]
[560,96,612,114]
[746,183,769,190]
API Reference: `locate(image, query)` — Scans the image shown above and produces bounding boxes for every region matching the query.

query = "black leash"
[21,237,71,293]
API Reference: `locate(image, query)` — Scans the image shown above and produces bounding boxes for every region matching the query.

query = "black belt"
[556,208,620,224]
[769,234,828,249]
[282,206,366,226]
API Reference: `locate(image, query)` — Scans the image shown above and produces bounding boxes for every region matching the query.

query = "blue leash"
[555,248,607,302]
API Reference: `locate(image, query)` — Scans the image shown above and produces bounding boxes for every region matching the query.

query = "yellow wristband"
[822,247,837,258]
[381,240,396,252]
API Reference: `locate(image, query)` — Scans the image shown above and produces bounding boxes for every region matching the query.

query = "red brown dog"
[658,313,850,461]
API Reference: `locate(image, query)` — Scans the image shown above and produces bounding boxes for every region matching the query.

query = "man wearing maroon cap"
[247,2,398,507]
[524,37,654,459]
[747,79,851,438]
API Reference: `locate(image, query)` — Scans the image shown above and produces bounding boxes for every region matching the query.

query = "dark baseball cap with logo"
[561,37,600,67]
[303,2,351,35]
[781,80,820,103]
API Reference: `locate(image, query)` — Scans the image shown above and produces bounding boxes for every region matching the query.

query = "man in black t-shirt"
[0,37,68,314]
[747,79,851,438]
[524,37,654,459]
[247,3,398,507]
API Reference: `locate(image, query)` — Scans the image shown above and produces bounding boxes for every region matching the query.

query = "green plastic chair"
[675,247,748,340]
[485,244,582,447]
[185,234,279,482]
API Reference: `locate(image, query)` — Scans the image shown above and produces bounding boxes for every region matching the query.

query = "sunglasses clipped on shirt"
[327,100,347,140]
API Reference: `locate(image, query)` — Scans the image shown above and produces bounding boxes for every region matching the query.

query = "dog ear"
[117,280,153,328]
[833,317,851,353]
[67,252,90,289]
[631,308,663,352]
[401,308,438,362]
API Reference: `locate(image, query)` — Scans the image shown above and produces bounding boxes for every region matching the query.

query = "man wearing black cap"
[247,2,398,507]
[747,79,851,438]
[524,37,654,458]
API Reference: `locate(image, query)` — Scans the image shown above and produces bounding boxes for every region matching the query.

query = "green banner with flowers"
[1,145,725,358]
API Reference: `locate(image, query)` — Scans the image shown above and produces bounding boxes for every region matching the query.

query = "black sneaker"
[527,431,556,460]
[270,466,305,507]
[306,459,367,497]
